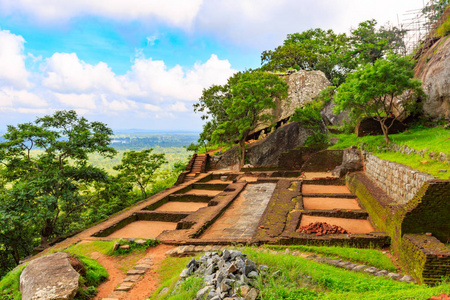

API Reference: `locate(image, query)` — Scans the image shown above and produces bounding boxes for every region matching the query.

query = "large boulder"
[213,122,315,169]
[320,100,349,127]
[252,70,330,133]
[415,36,450,120]
[20,252,80,300]
[332,147,363,178]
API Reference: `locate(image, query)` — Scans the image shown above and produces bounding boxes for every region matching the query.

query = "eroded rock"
[20,252,80,300]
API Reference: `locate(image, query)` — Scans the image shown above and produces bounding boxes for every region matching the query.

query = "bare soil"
[302,172,337,180]
[299,215,374,234]
[123,244,174,300]
[183,189,223,196]
[154,201,208,212]
[302,184,351,194]
[107,221,178,239]
[303,197,361,210]
[237,176,259,182]
[206,179,234,184]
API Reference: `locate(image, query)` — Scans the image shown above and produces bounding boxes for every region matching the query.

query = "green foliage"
[73,255,108,300]
[0,264,26,300]
[114,149,167,198]
[329,126,450,179]
[265,245,396,271]
[210,71,288,166]
[111,239,159,256]
[436,17,450,37]
[150,256,192,299]
[422,0,450,25]
[165,277,204,300]
[349,20,406,65]
[261,28,352,85]
[291,101,324,129]
[0,110,116,273]
[334,53,424,144]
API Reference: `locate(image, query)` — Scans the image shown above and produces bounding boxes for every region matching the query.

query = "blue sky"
[0,0,425,132]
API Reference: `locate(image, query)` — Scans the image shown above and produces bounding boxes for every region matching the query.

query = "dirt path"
[124,244,174,300]
[92,252,126,300]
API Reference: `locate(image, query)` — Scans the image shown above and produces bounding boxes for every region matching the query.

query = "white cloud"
[0,0,203,28]
[42,53,124,94]
[0,88,47,108]
[127,54,235,101]
[0,29,30,88]
[195,0,425,49]
[55,93,97,110]
[143,103,162,112]
[168,101,188,112]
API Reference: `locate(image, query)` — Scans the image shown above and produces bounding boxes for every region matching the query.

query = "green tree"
[113,149,167,198]
[349,19,406,65]
[261,29,352,85]
[210,71,288,166]
[333,54,424,144]
[0,110,116,248]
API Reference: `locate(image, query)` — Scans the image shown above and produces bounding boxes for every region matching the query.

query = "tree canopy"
[261,20,406,85]
[195,71,288,165]
[333,53,424,144]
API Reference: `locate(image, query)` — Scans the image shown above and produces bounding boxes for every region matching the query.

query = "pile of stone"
[296,222,348,235]
[177,250,264,300]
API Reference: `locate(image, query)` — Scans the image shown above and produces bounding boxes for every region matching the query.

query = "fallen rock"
[332,147,363,178]
[20,252,80,300]
[296,222,349,234]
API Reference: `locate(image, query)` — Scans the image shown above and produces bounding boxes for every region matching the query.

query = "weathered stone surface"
[415,37,450,120]
[20,252,80,300]
[215,122,315,169]
[321,100,349,127]
[332,148,363,178]
[252,70,330,133]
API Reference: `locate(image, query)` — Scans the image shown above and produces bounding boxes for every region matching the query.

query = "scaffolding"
[400,0,450,54]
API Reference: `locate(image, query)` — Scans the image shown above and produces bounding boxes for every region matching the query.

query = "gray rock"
[197,286,213,299]
[332,148,363,178]
[245,288,258,300]
[135,239,147,245]
[387,272,402,280]
[375,270,389,276]
[399,275,415,283]
[20,252,80,300]
[159,287,169,295]
[352,265,367,272]
[239,285,250,297]
[222,250,231,261]
[364,267,379,274]
[180,268,190,278]
[247,271,258,278]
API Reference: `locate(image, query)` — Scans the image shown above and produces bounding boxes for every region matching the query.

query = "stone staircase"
[184,154,207,182]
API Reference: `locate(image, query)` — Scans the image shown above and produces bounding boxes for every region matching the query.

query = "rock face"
[332,147,363,178]
[252,70,330,133]
[320,100,349,127]
[214,122,314,169]
[415,37,450,120]
[20,252,80,300]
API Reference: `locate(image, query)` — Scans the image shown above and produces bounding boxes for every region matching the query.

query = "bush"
[436,18,450,37]
[73,255,108,300]
[0,264,27,300]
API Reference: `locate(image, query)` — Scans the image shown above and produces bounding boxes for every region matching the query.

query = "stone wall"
[400,234,450,285]
[363,152,434,204]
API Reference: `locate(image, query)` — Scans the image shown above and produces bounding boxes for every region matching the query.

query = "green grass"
[243,248,450,300]
[73,254,109,300]
[65,241,115,256]
[149,256,193,299]
[329,126,450,179]
[0,264,27,300]
[264,245,396,272]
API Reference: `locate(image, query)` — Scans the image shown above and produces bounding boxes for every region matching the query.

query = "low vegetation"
[330,125,450,179]
[74,255,108,300]
[264,245,396,272]
[0,264,27,300]
[150,248,449,300]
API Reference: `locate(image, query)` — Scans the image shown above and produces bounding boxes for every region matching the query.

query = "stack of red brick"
[296,222,348,235]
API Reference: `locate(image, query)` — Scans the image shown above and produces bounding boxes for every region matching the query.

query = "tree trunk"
[380,120,390,144]
[40,218,53,247]
[239,139,246,168]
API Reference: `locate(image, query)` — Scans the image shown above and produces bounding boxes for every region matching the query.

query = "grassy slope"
[330,126,450,179]
[150,248,449,300]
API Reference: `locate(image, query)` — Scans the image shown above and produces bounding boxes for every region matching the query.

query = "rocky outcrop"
[320,100,349,127]
[415,37,450,120]
[213,122,315,169]
[20,252,80,300]
[332,147,363,178]
[252,70,330,133]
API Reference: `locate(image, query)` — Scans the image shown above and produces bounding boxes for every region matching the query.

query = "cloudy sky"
[0,0,425,132]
